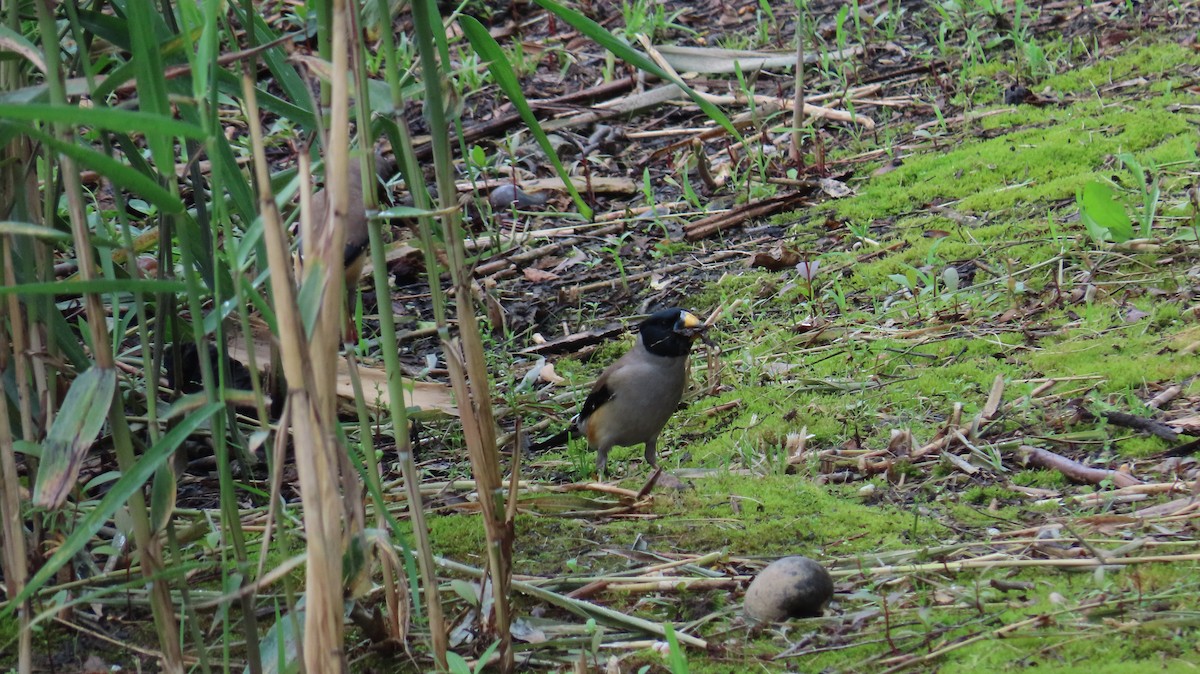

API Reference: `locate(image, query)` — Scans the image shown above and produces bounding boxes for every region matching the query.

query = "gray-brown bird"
[532,308,706,476]
[310,160,370,293]
[309,160,370,342]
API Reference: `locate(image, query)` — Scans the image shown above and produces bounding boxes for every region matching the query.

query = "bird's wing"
[579,346,646,421]
[528,379,611,452]
[578,379,614,421]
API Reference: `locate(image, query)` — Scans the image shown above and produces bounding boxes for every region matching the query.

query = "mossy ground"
[406,34,1200,674]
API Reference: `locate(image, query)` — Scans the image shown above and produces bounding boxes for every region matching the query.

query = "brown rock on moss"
[743,556,833,622]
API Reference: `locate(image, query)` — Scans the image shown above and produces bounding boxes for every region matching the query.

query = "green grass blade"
[0,221,72,241]
[0,278,188,296]
[227,4,313,120]
[530,0,741,141]
[1,122,184,213]
[126,0,174,171]
[0,103,207,139]
[459,16,593,220]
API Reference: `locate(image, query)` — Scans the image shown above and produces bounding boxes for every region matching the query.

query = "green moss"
[1115,434,1167,457]
[1044,43,1200,94]
[424,511,488,566]
[412,25,1200,674]
[604,474,945,557]
[1026,322,1195,391]
[833,86,1195,225]
[1012,469,1068,488]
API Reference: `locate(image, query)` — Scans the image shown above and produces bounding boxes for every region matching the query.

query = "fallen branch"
[1099,410,1179,442]
[830,552,1200,578]
[1017,445,1141,488]
[698,92,876,129]
[683,192,809,240]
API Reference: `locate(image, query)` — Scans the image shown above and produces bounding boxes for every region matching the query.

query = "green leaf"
[0,278,187,296]
[296,262,326,338]
[1118,152,1144,188]
[473,640,503,674]
[227,4,314,122]
[1077,181,1132,243]
[445,652,471,674]
[0,103,207,140]
[254,606,303,674]
[33,367,116,509]
[377,205,442,219]
[76,9,136,51]
[449,579,480,606]
[342,531,371,597]
[0,24,46,73]
[1,402,223,622]
[149,463,177,535]
[13,440,41,457]
[126,0,173,171]
[529,0,741,141]
[460,15,593,220]
[0,221,71,241]
[1120,153,1159,238]
[664,623,690,674]
[0,121,184,214]
[211,70,317,131]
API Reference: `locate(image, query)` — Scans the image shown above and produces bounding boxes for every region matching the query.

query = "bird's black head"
[638,308,704,358]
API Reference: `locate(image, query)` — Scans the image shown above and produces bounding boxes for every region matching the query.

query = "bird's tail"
[526,426,574,453]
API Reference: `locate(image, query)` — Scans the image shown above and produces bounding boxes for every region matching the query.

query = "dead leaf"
[510,618,548,644]
[749,244,801,271]
[461,175,636,195]
[872,158,903,177]
[227,329,456,418]
[819,177,853,199]
[1123,306,1149,323]
[82,655,110,674]
[34,366,116,509]
[539,362,566,385]
[524,267,560,282]
[551,247,589,273]
[1167,415,1200,434]
[1101,29,1132,48]
[653,44,860,75]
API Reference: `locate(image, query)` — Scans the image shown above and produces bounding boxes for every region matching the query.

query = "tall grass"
[0,0,479,669]
[0,0,736,670]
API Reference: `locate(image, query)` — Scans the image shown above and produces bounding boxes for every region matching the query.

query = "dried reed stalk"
[242,69,348,672]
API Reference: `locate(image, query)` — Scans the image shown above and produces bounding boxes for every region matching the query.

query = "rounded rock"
[488,184,549,210]
[743,556,833,622]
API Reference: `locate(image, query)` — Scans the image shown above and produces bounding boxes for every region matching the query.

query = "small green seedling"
[1118,152,1160,238]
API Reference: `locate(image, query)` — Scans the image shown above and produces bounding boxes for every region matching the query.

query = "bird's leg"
[644,437,659,467]
[595,444,611,480]
[342,286,358,345]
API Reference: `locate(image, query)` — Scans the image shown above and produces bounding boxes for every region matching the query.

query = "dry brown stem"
[1018,445,1141,488]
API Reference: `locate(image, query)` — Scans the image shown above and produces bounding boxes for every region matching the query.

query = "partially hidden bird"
[310,159,370,297]
[532,308,708,477]
[308,159,371,342]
